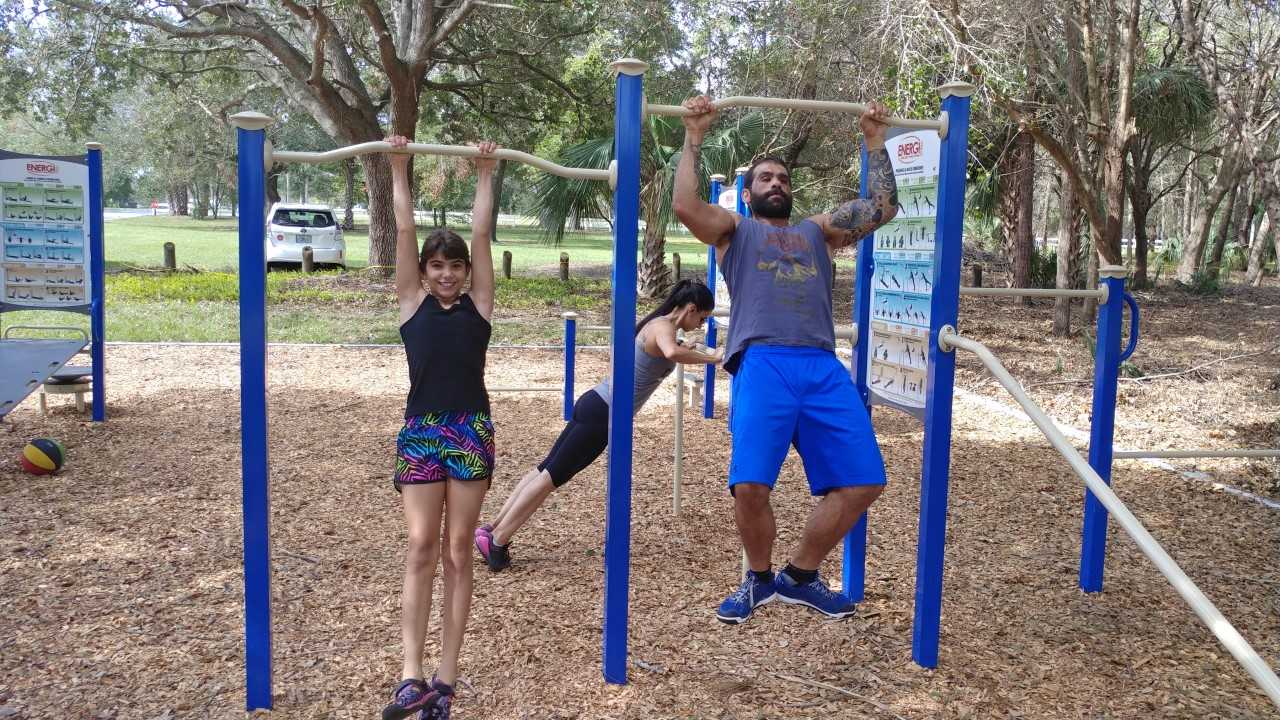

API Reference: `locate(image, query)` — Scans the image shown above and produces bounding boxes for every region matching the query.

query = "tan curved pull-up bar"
[270,142,617,188]
[646,96,947,135]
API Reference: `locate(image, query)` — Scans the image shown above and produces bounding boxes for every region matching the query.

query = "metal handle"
[645,96,946,133]
[2,324,89,342]
[1119,292,1140,363]
[271,143,616,188]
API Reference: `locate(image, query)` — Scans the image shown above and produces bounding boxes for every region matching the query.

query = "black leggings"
[538,389,609,487]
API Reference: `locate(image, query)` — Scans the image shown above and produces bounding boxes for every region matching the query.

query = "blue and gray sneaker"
[382,678,430,720]
[418,677,454,719]
[774,569,857,619]
[715,572,777,624]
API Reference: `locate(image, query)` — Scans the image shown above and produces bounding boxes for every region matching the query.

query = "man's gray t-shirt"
[720,216,835,374]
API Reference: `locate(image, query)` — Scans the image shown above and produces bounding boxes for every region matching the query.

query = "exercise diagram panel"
[0,151,91,312]
[867,131,940,416]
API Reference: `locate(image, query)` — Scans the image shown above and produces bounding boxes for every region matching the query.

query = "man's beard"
[749,191,792,219]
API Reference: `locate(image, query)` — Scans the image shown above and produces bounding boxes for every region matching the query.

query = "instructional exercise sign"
[0,150,91,312]
[866,131,940,416]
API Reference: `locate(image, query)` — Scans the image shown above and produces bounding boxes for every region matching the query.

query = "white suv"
[265,203,346,268]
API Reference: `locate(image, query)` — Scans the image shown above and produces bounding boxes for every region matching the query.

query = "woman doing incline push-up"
[474,279,722,570]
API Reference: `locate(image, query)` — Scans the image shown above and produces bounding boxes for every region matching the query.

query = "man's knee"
[827,484,884,511]
[733,482,772,511]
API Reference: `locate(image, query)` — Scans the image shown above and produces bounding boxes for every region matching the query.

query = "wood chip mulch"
[1,279,1278,719]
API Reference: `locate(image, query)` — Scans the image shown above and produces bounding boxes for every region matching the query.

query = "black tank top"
[400,293,491,418]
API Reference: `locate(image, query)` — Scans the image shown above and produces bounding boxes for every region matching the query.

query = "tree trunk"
[1053,169,1081,336]
[1127,157,1154,289]
[1246,207,1273,286]
[172,185,189,216]
[638,212,670,299]
[490,160,507,244]
[1177,152,1242,282]
[1131,194,1151,289]
[360,153,397,272]
[999,131,1035,300]
[266,168,282,208]
[1039,186,1053,251]
[1207,182,1241,275]
[1181,160,1195,242]
[192,182,210,220]
[1084,234,1100,321]
[341,159,356,231]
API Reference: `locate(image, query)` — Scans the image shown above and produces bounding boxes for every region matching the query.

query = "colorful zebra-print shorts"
[394,411,495,490]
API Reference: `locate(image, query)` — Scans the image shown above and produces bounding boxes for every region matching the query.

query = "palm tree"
[1127,63,1214,288]
[533,113,764,298]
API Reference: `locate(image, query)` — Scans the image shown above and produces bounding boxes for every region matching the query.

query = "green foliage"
[1120,361,1145,378]
[963,212,1001,253]
[531,112,765,243]
[1029,248,1058,289]
[1132,65,1215,145]
[1183,269,1222,296]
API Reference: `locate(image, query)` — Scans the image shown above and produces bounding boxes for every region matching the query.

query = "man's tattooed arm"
[672,127,737,246]
[824,147,898,249]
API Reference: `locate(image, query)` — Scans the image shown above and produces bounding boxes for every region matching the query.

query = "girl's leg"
[438,477,488,685]
[400,482,446,681]
[490,470,555,546]
[488,466,542,530]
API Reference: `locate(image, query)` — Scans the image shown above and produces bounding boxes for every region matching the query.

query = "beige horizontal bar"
[937,325,1280,708]
[1114,449,1280,460]
[272,142,614,185]
[647,96,945,132]
[959,287,1107,300]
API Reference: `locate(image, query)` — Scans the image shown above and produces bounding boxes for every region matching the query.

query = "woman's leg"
[400,482,446,681]
[488,466,542,530]
[490,470,555,546]
[438,477,488,685]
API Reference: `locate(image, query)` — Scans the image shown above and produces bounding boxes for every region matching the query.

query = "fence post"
[562,311,578,422]
[502,250,512,279]
[1079,265,1128,592]
[672,252,681,282]
[163,242,176,270]
[971,264,983,287]
[302,246,314,273]
[559,252,570,282]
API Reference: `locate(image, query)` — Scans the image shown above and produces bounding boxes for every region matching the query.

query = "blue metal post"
[1079,267,1127,591]
[85,143,106,422]
[602,59,644,685]
[735,167,750,217]
[842,144,874,603]
[912,86,973,669]
[563,313,577,421]
[233,113,273,711]
[703,175,722,419]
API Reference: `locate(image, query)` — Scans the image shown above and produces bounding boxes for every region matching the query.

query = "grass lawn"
[5,215,862,344]
[103,215,719,275]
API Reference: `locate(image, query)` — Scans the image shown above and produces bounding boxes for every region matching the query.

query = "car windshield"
[272,209,335,228]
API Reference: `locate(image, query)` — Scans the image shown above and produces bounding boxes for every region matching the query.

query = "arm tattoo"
[828,148,898,248]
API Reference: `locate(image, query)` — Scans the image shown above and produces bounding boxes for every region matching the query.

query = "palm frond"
[532,136,615,244]
[1133,65,1215,145]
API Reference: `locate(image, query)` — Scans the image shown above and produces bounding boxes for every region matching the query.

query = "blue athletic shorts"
[728,345,886,495]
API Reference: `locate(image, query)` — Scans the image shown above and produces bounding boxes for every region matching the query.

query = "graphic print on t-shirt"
[755,228,817,284]
[754,226,820,318]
